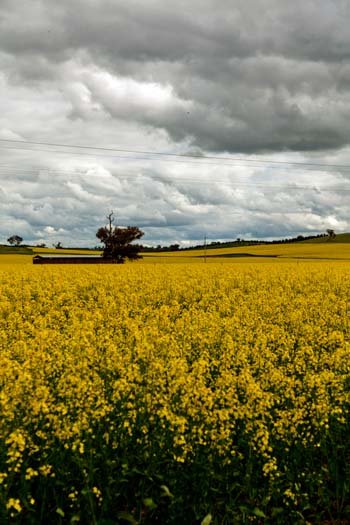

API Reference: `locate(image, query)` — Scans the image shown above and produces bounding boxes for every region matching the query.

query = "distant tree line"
[141,244,181,252]
[141,233,329,252]
[4,227,335,255]
[268,233,329,245]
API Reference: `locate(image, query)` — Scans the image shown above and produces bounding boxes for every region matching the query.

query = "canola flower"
[0,261,349,524]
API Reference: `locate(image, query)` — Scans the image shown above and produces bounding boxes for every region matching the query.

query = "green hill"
[302,233,350,243]
[0,245,33,255]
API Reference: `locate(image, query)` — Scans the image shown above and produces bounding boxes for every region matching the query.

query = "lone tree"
[326,229,336,240]
[96,212,144,263]
[7,235,23,246]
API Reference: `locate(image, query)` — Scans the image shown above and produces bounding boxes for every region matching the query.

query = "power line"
[1,167,349,193]
[2,145,350,178]
[0,159,349,192]
[1,145,349,193]
[1,138,350,170]
[0,161,349,191]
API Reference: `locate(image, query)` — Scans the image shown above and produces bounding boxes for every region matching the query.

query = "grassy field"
[302,233,350,243]
[0,245,33,255]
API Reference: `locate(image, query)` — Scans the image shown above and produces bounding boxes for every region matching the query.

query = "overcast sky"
[1,0,350,246]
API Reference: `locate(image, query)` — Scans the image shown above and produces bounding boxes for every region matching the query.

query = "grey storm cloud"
[0,0,350,245]
[2,0,350,153]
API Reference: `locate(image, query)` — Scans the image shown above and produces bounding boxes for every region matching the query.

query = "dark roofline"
[33,255,117,264]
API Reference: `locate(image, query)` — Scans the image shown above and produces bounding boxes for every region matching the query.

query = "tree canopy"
[96,212,144,263]
[326,229,336,240]
[7,235,23,246]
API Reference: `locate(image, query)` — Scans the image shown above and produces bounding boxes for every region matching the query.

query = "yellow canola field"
[32,248,102,255]
[146,242,350,260]
[0,261,350,523]
[0,255,33,265]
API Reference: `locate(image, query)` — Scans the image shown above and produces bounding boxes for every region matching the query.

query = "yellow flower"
[6,498,22,513]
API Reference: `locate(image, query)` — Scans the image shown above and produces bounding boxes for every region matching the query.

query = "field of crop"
[0,256,350,524]
[144,241,350,261]
[32,248,102,256]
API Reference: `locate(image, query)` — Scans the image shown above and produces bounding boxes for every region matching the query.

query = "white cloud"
[0,0,350,246]
[44,226,56,234]
[0,128,24,140]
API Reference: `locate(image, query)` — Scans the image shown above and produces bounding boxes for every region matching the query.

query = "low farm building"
[33,255,117,264]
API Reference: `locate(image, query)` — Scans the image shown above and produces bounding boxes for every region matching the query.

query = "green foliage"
[96,213,144,263]
[7,235,23,246]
